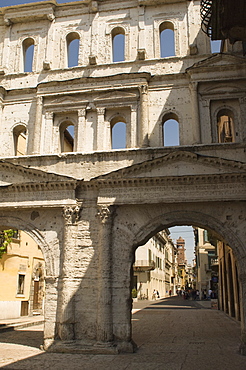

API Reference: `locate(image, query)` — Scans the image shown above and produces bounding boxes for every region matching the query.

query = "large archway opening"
[130,218,241,348]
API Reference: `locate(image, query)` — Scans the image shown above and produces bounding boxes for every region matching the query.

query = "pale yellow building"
[0,230,45,319]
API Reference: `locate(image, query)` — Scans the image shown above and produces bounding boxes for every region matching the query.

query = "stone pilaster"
[57,205,81,341]
[96,108,106,151]
[32,96,43,154]
[189,82,201,144]
[43,13,55,70]
[44,112,53,154]
[139,84,149,147]
[76,108,86,152]
[130,106,137,148]
[239,270,246,355]
[96,205,115,342]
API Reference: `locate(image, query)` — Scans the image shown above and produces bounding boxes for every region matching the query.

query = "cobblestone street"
[0,297,246,370]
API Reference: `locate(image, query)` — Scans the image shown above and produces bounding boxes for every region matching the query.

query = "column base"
[43,339,136,354]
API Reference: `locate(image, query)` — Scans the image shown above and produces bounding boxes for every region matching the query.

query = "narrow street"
[0,296,246,369]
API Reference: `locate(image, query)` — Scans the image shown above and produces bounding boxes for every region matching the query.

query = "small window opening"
[67,32,80,68]
[13,125,27,156]
[112,27,125,62]
[111,120,126,149]
[23,38,34,72]
[217,109,235,143]
[17,274,25,295]
[163,116,180,146]
[160,22,175,58]
[60,122,74,152]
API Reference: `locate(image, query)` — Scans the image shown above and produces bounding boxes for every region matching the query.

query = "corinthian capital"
[63,205,81,225]
[97,205,115,224]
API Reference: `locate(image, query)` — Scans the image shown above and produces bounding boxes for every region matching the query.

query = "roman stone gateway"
[0,0,245,354]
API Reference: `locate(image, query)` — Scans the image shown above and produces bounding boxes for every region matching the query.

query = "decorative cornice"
[86,173,246,190]
[1,181,78,193]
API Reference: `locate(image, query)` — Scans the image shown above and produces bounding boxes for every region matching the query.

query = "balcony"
[133,260,155,272]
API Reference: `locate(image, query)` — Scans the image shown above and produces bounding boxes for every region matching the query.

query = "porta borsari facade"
[0,0,245,354]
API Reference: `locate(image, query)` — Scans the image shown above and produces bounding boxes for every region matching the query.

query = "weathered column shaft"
[96,108,106,151]
[96,205,114,342]
[76,109,86,152]
[139,84,149,147]
[32,96,43,154]
[43,112,53,154]
[189,82,201,144]
[57,205,81,341]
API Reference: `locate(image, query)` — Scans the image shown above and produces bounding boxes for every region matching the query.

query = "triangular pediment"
[49,95,82,105]
[187,53,246,72]
[0,160,77,186]
[94,91,137,101]
[93,151,245,181]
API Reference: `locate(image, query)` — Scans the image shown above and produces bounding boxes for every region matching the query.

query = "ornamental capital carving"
[96,107,105,116]
[239,96,246,104]
[4,18,12,27]
[78,108,86,117]
[36,96,43,105]
[97,205,114,224]
[63,205,82,225]
[139,84,148,95]
[47,13,55,22]
[45,111,54,120]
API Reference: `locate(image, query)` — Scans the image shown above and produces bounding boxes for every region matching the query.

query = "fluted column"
[96,108,106,151]
[96,205,115,342]
[32,96,43,154]
[189,82,201,144]
[76,108,86,152]
[139,84,149,147]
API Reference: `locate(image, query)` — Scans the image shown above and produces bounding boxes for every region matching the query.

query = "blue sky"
[0,0,76,6]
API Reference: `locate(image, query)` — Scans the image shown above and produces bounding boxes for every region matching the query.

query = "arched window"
[162,114,180,146]
[66,32,80,68]
[159,22,175,58]
[112,27,125,62]
[111,118,126,149]
[13,125,27,156]
[217,109,235,143]
[60,122,74,152]
[23,38,34,72]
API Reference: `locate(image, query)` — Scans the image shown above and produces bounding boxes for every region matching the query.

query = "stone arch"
[0,214,58,277]
[111,204,246,347]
